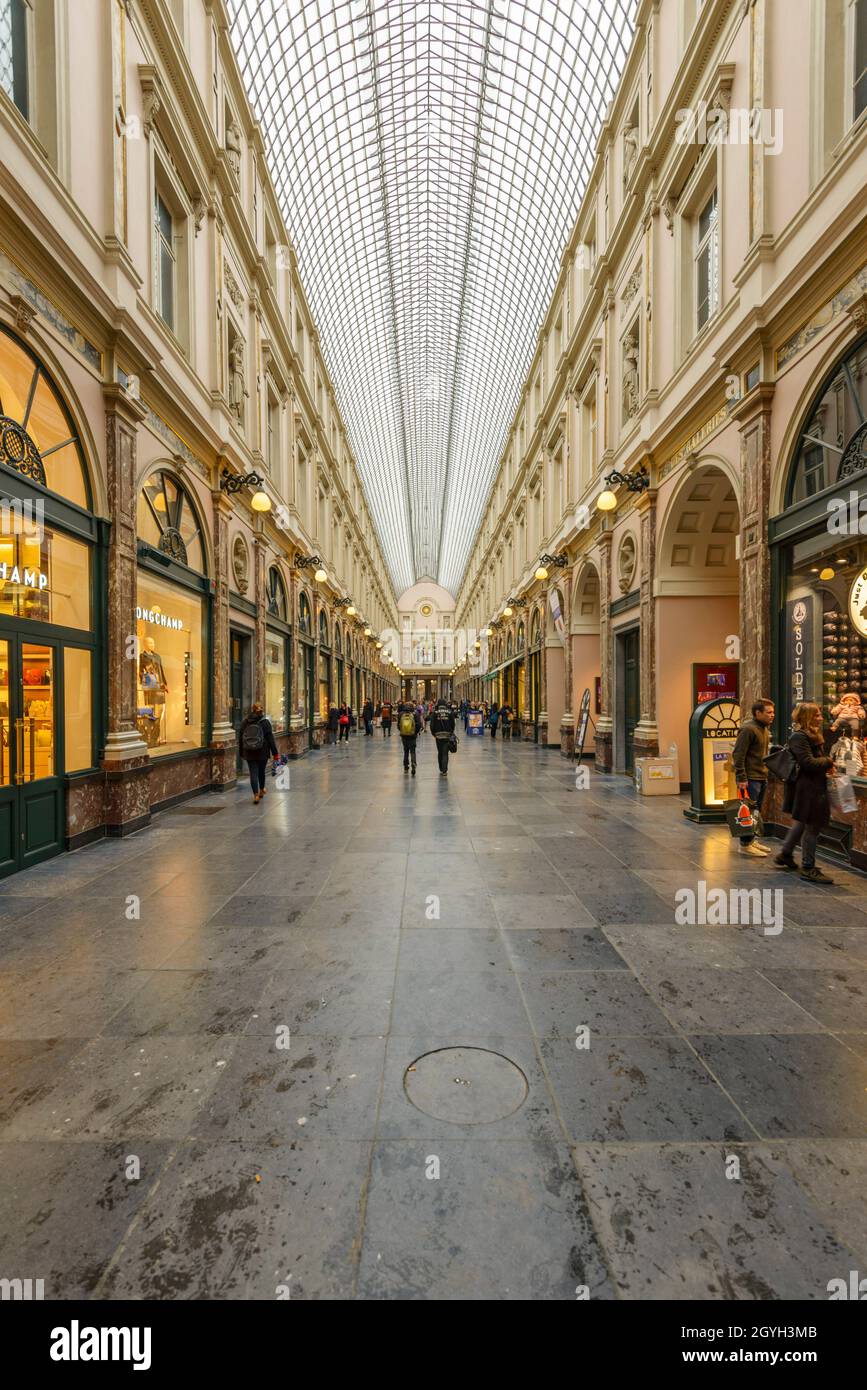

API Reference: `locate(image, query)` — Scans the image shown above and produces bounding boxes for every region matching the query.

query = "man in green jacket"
[732,697,775,858]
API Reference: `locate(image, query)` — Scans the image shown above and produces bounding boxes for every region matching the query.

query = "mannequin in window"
[139,636,168,734]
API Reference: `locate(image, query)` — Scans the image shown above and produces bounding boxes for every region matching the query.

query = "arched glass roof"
[228,1,638,596]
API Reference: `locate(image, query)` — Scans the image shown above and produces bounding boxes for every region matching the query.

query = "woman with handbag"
[774,701,835,883]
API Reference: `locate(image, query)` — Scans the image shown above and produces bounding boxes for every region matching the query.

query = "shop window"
[63,645,92,771]
[135,571,204,756]
[265,631,288,733]
[318,649,330,721]
[695,188,719,332]
[0,526,90,629]
[783,533,867,749]
[137,470,205,571]
[0,327,90,508]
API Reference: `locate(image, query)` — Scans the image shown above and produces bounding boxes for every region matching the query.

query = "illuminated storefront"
[771,332,867,863]
[135,470,209,759]
[265,565,290,736]
[0,325,99,874]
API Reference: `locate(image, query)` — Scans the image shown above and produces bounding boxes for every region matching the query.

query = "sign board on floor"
[466,709,484,736]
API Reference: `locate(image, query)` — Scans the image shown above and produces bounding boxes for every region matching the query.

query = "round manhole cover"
[403,1047,529,1124]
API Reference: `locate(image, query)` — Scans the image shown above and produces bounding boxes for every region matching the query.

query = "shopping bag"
[724,789,763,839]
[829,773,857,816]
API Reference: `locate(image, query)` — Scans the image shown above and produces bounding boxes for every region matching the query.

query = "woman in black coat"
[327,704,340,745]
[775,701,835,883]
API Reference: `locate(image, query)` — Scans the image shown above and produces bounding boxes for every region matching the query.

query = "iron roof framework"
[227,1,638,596]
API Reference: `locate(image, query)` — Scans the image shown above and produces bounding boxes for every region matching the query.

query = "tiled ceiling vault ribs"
[228,1,638,596]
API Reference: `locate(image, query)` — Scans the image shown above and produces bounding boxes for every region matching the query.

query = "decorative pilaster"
[560,570,575,756]
[210,485,237,788]
[102,385,150,833]
[594,530,614,771]
[253,532,267,706]
[633,485,659,758]
[734,383,775,714]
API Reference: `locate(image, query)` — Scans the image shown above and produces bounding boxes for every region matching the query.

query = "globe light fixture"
[251,490,272,512]
[596,490,617,512]
[535,565,549,581]
[364,627,372,636]
[819,567,835,580]
[347,605,356,616]
[503,605,513,617]
[314,567,327,583]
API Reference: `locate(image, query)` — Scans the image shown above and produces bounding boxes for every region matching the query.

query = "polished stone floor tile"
[0,1140,172,1298]
[635,966,824,1034]
[391,964,531,1036]
[689,1034,867,1139]
[503,927,628,972]
[541,1034,751,1143]
[757,968,867,1032]
[572,1143,861,1299]
[519,969,676,1039]
[96,1139,371,1299]
[356,1138,615,1300]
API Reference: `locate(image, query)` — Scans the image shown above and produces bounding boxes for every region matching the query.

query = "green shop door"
[230,630,252,770]
[623,628,640,774]
[0,636,64,877]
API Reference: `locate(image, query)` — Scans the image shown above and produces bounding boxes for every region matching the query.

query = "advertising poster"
[467,709,485,736]
[692,662,739,705]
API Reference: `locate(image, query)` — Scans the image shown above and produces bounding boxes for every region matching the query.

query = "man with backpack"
[239,703,279,803]
[732,697,775,857]
[362,697,374,736]
[397,700,421,774]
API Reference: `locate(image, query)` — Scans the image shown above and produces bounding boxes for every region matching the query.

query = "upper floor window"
[154,190,175,332]
[695,188,719,332]
[137,470,205,572]
[0,0,27,118]
[855,0,867,120]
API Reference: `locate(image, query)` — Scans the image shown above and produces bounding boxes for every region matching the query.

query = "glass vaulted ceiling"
[228,1,638,597]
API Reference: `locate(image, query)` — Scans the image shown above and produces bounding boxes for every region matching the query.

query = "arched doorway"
[298,590,315,749]
[0,325,98,874]
[656,462,741,762]
[571,562,601,758]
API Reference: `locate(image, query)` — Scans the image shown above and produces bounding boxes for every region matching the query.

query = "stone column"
[210,485,237,789]
[560,569,575,756]
[633,485,660,759]
[735,384,775,713]
[537,593,549,746]
[594,529,614,771]
[102,384,151,834]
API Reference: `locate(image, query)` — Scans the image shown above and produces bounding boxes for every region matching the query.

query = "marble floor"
[1,732,866,1300]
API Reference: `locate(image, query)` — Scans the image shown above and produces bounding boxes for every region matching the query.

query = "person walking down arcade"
[430,698,456,776]
[240,703,278,803]
[380,699,393,736]
[398,699,421,775]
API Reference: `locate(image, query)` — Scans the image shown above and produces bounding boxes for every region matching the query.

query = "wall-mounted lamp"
[364,627,372,636]
[294,553,328,583]
[334,596,353,609]
[535,551,567,581]
[596,465,650,511]
[220,467,263,495]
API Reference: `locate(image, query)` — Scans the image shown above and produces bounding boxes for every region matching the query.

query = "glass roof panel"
[228,0,637,596]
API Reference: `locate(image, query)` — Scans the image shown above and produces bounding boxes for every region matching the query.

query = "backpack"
[764,743,798,784]
[241,719,266,755]
[399,711,416,737]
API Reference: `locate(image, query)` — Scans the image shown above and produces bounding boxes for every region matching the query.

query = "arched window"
[0,324,90,508]
[786,334,867,506]
[266,566,287,620]
[335,622,343,654]
[319,609,330,647]
[507,632,513,658]
[517,621,525,649]
[137,469,205,572]
[299,591,312,635]
[531,612,541,647]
